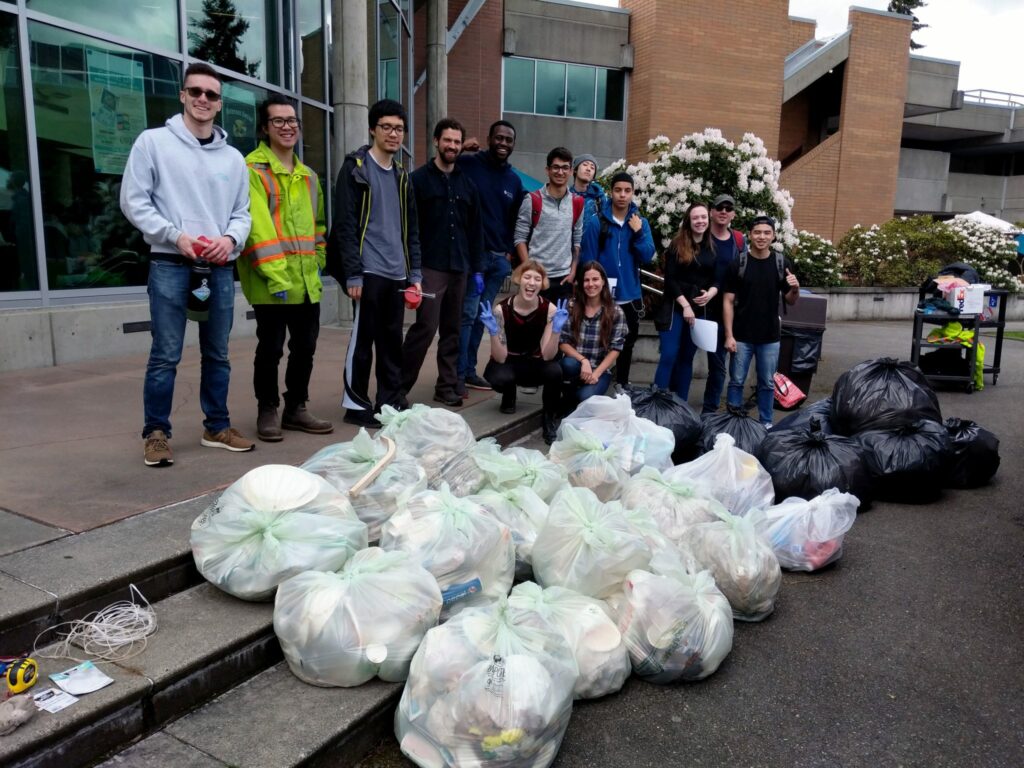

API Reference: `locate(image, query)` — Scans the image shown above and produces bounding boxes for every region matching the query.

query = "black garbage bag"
[624,384,701,463]
[944,418,1000,488]
[699,405,768,457]
[831,358,941,435]
[757,416,872,503]
[856,419,952,503]
[774,397,836,435]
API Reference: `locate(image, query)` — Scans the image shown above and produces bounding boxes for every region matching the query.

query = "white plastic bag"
[620,466,725,546]
[301,429,427,541]
[682,510,781,622]
[616,503,676,561]
[548,423,630,502]
[474,447,569,503]
[618,551,733,683]
[190,465,368,601]
[508,582,629,700]
[559,394,674,473]
[440,438,501,497]
[754,489,859,571]
[470,486,550,581]
[273,548,442,687]
[379,404,476,487]
[532,487,651,600]
[380,484,515,619]
[666,433,775,516]
[396,601,577,768]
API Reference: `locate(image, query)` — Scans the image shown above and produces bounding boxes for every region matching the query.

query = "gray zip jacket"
[120,114,251,258]
[513,184,583,279]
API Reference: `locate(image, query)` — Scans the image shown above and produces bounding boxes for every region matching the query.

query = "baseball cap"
[712,193,735,207]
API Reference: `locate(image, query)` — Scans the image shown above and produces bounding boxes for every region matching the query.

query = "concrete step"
[0,583,279,768]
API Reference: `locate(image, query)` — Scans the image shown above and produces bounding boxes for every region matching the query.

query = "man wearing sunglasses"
[238,95,333,442]
[327,99,422,429]
[121,62,253,467]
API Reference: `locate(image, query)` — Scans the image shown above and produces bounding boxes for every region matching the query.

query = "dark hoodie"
[456,150,525,254]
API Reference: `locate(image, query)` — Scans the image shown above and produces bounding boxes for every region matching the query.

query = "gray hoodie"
[120,114,251,258]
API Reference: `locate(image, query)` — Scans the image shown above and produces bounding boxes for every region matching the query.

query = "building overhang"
[783,29,850,103]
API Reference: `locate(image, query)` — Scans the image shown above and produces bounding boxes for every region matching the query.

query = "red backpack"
[528,190,585,242]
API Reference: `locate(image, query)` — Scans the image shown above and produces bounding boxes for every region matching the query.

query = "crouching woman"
[481,260,568,443]
[559,261,627,403]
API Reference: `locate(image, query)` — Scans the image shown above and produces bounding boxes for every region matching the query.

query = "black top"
[724,253,796,344]
[499,296,550,358]
[656,239,723,330]
[410,160,484,273]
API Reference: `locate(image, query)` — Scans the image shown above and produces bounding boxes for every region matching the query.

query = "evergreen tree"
[188,0,259,77]
[888,0,929,50]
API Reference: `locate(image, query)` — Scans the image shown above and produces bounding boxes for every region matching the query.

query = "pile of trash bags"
[558,394,675,475]
[698,405,768,456]
[623,384,701,462]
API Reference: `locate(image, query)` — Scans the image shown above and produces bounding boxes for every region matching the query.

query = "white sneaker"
[519,386,538,395]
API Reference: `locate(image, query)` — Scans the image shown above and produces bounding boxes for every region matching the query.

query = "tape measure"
[1,657,38,694]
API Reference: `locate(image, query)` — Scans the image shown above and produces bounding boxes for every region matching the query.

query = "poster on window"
[86,49,146,175]
[221,83,258,156]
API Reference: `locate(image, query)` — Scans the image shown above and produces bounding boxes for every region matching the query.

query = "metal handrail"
[963,89,1024,108]
[640,269,664,283]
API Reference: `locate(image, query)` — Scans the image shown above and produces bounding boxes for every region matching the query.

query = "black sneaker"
[499,391,517,414]
[343,409,382,429]
[433,392,463,407]
[465,373,492,391]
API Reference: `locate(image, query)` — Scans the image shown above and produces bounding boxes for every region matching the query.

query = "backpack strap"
[737,246,748,278]
[572,194,585,225]
[597,213,612,252]
[529,190,543,228]
[732,229,745,251]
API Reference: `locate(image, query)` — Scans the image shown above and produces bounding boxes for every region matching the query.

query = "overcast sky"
[585,1,1024,97]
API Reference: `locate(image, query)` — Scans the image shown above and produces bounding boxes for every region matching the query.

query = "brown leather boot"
[256,405,283,442]
[282,404,334,434]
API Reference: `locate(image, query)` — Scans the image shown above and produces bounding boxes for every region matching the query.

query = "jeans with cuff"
[727,340,780,426]
[459,250,511,380]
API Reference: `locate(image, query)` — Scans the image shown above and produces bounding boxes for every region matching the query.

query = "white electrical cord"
[33,584,158,663]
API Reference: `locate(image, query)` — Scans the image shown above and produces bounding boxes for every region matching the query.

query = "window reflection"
[27,0,178,52]
[298,0,325,103]
[1,14,38,292]
[29,22,181,290]
[535,61,566,117]
[221,80,267,156]
[378,1,400,101]
[301,106,327,185]
[187,0,279,84]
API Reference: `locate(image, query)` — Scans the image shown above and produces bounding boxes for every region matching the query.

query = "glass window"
[29,22,181,290]
[301,106,327,190]
[27,0,179,52]
[221,80,267,157]
[378,1,400,101]
[1,13,38,292]
[503,58,534,113]
[298,0,325,103]
[566,64,595,119]
[535,60,565,117]
[596,68,625,121]
[187,0,279,84]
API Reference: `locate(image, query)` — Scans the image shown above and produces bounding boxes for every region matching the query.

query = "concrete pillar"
[331,0,369,177]
[426,0,448,155]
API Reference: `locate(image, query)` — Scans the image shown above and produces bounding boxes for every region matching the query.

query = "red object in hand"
[192,236,213,258]
[403,287,422,310]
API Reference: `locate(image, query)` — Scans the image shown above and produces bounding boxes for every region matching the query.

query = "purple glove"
[551,298,569,334]
[473,272,485,296]
[479,303,500,336]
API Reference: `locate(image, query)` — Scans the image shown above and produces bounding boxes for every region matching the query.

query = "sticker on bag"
[440,577,482,606]
[773,372,806,410]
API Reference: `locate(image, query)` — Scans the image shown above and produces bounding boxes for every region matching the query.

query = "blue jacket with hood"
[580,197,656,302]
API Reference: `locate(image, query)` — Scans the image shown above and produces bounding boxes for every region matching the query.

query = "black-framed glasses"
[268,117,301,129]
[549,164,572,173]
[376,123,405,135]
[183,86,222,102]
[714,204,734,212]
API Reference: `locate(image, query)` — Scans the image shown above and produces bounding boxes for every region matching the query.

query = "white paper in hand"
[690,318,718,352]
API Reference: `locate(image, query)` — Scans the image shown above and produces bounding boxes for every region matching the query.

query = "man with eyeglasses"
[327,99,422,429]
[703,192,746,414]
[514,146,583,304]
[238,94,333,442]
[121,62,253,467]
[454,120,525,394]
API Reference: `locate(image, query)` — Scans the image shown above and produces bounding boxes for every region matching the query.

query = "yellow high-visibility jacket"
[239,142,326,304]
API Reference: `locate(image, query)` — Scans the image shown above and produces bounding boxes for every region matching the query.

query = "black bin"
[777,293,827,396]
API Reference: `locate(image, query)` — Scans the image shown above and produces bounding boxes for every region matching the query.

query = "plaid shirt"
[560,303,627,368]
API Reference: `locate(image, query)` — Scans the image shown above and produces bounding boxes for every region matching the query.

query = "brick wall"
[779,93,810,163]
[785,18,816,53]
[780,131,843,238]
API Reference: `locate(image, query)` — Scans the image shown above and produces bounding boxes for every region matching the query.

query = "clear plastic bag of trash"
[379,404,476,487]
[273,548,442,687]
[618,551,733,683]
[620,466,725,546]
[559,394,675,474]
[437,438,501,497]
[532,487,651,600]
[617,503,677,561]
[508,581,629,700]
[396,600,577,768]
[474,447,569,503]
[470,486,550,581]
[666,433,775,517]
[190,464,368,601]
[753,489,859,572]
[548,423,631,502]
[380,483,515,619]
[681,509,781,622]
[301,429,428,541]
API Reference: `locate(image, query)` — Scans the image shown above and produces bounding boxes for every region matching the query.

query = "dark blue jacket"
[580,197,655,303]
[410,160,483,273]
[456,150,525,255]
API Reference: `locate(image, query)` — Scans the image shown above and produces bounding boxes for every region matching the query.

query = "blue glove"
[551,298,569,334]
[479,303,500,336]
[473,272,485,296]
[273,290,287,301]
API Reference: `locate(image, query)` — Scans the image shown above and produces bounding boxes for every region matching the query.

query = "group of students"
[120,61,797,467]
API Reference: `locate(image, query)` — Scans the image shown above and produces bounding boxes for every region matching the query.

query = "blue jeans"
[459,250,512,380]
[560,357,613,402]
[727,340,780,426]
[653,309,727,413]
[143,260,235,438]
